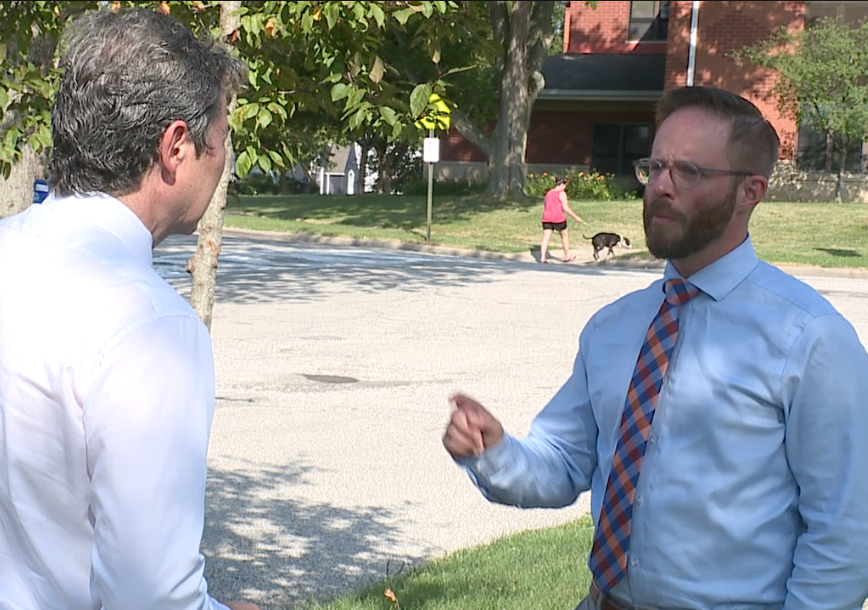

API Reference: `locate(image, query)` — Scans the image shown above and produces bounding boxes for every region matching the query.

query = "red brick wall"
[526,109,655,165]
[664,1,806,159]
[566,1,667,54]
[441,128,487,163]
[440,107,655,166]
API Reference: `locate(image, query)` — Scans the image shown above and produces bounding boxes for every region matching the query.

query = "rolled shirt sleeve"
[457,328,599,509]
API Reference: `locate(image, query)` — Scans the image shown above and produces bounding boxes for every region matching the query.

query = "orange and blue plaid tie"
[589,278,699,593]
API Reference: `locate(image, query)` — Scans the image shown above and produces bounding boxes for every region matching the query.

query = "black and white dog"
[584,232,632,261]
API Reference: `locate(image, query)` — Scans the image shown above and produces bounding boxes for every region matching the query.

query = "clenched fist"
[442,393,504,458]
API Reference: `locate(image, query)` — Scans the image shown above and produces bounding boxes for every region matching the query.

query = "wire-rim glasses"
[633,157,755,190]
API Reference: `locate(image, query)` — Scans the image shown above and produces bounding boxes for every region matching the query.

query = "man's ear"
[737,174,768,215]
[158,120,191,185]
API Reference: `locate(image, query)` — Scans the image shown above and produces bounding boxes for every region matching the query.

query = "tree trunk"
[375,143,393,194]
[187,0,240,330]
[358,140,370,194]
[835,142,847,203]
[0,145,38,218]
[1,23,56,219]
[824,131,834,173]
[447,1,553,201]
[484,2,532,200]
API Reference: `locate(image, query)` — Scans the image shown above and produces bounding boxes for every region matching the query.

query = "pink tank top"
[542,188,566,223]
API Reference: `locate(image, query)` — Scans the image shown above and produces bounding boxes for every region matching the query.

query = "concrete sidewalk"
[160,232,868,608]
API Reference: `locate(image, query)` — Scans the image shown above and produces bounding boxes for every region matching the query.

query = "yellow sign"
[415,93,451,131]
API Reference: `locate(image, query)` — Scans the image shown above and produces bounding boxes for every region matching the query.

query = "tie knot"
[663,278,699,307]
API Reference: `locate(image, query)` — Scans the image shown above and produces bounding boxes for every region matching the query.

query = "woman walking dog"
[540,177,583,263]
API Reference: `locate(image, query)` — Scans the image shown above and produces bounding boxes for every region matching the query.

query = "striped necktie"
[588,278,699,593]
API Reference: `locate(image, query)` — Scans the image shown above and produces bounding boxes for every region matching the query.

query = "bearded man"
[442,86,868,610]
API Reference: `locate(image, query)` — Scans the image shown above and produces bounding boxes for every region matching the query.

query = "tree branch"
[528,1,555,73]
[489,1,509,49]
[450,107,493,159]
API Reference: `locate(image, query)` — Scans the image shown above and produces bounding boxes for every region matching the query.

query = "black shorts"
[542,221,567,231]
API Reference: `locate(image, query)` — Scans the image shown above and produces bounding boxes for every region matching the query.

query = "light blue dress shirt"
[459,237,868,610]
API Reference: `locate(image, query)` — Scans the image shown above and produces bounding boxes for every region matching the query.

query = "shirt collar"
[663,236,758,302]
[42,192,154,267]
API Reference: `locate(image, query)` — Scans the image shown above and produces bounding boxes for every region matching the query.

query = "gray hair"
[655,86,780,179]
[49,7,245,197]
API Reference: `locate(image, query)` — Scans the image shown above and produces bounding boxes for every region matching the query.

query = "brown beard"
[643,185,737,260]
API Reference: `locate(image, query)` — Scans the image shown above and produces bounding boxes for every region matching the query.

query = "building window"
[629,1,670,41]
[592,123,652,175]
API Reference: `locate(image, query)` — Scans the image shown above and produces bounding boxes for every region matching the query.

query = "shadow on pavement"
[203,460,430,608]
[158,234,617,305]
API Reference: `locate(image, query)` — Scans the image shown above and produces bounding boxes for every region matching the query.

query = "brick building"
[439,1,868,201]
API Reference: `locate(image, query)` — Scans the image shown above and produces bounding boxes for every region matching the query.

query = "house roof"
[539,53,666,101]
[322,144,353,175]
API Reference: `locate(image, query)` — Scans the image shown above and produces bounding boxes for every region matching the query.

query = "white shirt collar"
[41,192,154,267]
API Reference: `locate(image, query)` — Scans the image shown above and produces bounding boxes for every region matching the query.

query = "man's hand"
[442,393,504,458]
[224,602,261,610]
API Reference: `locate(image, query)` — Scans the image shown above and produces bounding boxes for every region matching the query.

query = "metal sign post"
[415,94,451,243]
[422,132,440,242]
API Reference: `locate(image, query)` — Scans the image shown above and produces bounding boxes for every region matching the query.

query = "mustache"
[645,198,686,222]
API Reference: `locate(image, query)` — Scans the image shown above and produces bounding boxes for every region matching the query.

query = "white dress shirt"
[0,194,229,610]
[458,237,868,610]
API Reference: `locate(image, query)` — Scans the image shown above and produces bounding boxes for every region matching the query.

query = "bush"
[526,170,630,201]
[235,171,280,195]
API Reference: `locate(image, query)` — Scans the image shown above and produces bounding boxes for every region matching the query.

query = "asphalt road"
[154,231,868,609]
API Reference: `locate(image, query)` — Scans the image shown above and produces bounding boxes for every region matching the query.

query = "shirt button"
[648,436,656,445]
[636,496,643,505]
[631,558,639,567]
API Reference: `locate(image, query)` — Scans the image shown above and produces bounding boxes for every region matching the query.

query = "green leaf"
[0,43,6,64]
[347,88,365,108]
[347,106,368,131]
[410,84,432,119]
[257,107,273,129]
[301,12,313,33]
[268,149,285,168]
[323,3,338,29]
[352,2,366,24]
[0,88,7,110]
[380,106,398,126]
[370,3,385,28]
[393,7,414,25]
[3,127,22,148]
[267,102,287,120]
[240,102,260,122]
[36,124,52,149]
[389,121,404,141]
[258,152,272,173]
[330,83,351,101]
[235,149,252,177]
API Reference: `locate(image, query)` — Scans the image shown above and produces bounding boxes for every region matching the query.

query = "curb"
[221,227,868,279]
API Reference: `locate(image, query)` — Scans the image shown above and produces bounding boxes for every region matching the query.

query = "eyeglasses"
[633,158,755,190]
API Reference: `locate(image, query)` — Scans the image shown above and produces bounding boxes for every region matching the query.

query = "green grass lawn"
[224,194,868,269]
[307,517,595,610]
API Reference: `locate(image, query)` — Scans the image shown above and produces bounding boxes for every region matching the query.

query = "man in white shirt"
[0,8,259,610]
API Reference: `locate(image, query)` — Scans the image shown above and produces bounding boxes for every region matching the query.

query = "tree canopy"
[735,16,868,183]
